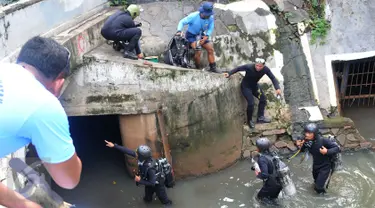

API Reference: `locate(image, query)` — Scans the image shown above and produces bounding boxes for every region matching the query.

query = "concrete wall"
[0,0,108,59]
[308,0,375,109]
[59,44,244,178]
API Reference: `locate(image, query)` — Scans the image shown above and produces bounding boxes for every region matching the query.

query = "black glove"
[135,22,142,27]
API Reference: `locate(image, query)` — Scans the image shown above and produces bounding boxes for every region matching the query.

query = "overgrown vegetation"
[109,0,128,7]
[304,0,331,45]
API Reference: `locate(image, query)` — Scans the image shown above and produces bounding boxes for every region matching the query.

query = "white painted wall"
[0,0,108,59]
[307,0,375,109]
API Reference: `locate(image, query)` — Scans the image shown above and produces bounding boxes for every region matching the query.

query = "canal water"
[52,116,375,208]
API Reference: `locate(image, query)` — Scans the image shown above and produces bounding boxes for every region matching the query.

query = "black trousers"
[313,165,332,194]
[143,184,171,205]
[102,27,142,54]
[257,177,282,200]
[241,84,267,123]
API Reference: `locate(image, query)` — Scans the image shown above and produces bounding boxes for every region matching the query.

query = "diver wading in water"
[252,137,296,204]
[104,140,173,206]
[223,58,282,128]
[296,123,341,194]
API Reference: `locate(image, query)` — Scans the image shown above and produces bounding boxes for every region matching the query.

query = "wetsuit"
[228,64,280,123]
[256,153,283,200]
[101,10,141,54]
[113,144,172,205]
[300,135,340,193]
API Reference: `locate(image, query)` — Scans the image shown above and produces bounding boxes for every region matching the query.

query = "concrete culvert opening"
[51,115,145,208]
[332,57,375,139]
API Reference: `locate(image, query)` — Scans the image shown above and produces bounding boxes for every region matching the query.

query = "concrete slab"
[61,43,245,178]
[84,43,192,72]
[298,106,324,121]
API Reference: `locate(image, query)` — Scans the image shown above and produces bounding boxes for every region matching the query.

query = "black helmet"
[136,145,152,162]
[304,123,319,134]
[256,137,271,152]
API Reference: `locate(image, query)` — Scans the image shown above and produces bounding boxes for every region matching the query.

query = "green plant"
[109,0,128,7]
[304,0,331,45]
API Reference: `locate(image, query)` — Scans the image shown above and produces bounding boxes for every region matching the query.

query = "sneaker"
[248,121,255,128]
[257,116,271,123]
[123,51,138,60]
[163,200,173,207]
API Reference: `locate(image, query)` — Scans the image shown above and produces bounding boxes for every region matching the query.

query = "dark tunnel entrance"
[332,57,375,140]
[51,115,145,208]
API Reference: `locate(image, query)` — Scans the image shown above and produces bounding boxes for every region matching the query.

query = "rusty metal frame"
[333,57,375,109]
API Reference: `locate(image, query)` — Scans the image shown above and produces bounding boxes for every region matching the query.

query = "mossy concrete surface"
[60,43,244,178]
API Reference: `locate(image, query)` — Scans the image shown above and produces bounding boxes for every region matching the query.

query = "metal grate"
[333,57,375,108]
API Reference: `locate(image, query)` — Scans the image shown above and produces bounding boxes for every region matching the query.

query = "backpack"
[261,153,283,180]
[148,158,175,188]
[163,35,191,68]
[261,153,297,196]
[327,135,343,172]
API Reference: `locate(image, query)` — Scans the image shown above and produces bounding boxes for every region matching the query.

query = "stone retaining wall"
[241,117,373,158]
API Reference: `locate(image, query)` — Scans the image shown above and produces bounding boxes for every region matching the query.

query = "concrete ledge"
[0,0,44,18]
[0,4,113,64]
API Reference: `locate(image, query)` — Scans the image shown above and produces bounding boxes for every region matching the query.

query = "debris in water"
[120,190,123,192]
[113,181,116,185]
[244,182,251,187]
[230,176,234,179]
[239,204,245,207]
[221,206,228,208]
[223,197,234,202]
[237,178,240,181]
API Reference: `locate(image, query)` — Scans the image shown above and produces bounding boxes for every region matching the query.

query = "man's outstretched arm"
[19,100,82,189]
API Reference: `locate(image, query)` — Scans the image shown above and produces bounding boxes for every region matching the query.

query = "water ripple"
[277,151,375,208]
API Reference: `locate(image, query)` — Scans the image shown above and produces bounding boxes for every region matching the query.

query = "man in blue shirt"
[0,36,82,208]
[176,2,217,72]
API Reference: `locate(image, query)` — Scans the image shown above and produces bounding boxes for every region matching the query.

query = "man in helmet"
[254,137,283,202]
[223,58,282,128]
[295,123,340,194]
[101,4,143,60]
[104,140,172,206]
[175,1,218,73]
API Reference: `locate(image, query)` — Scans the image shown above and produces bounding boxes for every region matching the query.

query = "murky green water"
[54,150,375,208]
[53,115,375,208]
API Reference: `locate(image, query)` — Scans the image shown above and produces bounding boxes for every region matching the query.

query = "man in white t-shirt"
[0,36,82,208]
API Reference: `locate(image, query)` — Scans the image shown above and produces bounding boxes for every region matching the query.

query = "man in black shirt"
[296,123,340,194]
[223,58,281,128]
[101,4,143,60]
[104,140,172,206]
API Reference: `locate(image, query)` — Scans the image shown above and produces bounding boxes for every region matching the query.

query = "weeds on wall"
[305,0,331,45]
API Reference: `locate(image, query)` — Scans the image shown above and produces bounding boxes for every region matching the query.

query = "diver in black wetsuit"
[254,137,283,202]
[295,123,341,194]
[104,140,172,206]
[223,58,281,128]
